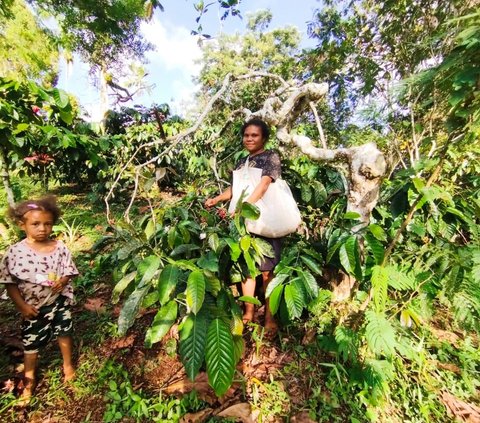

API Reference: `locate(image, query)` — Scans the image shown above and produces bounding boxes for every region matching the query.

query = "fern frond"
[365,310,396,357]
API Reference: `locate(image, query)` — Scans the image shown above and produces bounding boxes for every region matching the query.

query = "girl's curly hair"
[8,195,62,224]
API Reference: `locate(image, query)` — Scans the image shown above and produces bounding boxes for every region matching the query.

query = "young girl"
[0,196,78,401]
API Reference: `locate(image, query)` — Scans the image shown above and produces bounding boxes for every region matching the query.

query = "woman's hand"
[205,197,218,208]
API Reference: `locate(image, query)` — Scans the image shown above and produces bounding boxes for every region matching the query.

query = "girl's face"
[20,210,54,243]
[243,125,266,155]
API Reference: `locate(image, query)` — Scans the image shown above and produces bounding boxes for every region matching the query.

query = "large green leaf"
[243,249,259,278]
[284,282,304,319]
[338,235,358,275]
[225,238,241,261]
[298,269,319,299]
[269,284,284,315]
[241,202,260,220]
[365,310,396,357]
[158,264,181,306]
[52,88,69,109]
[145,301,178,348]
[112,271,136,304]
[300,255,323,275]
[368,224,387,241]
[138,255,161,285]
[365,233,385,265]
[205,319,235,396]
[238,296,262,306]
[170,244,200,257]
[186,270,206,314]
[265,273,289,297]
[197,251,219,272]
[232,335,244,365]
[179,312,208,381]
[117,284,150,336]
[205,274,221,295]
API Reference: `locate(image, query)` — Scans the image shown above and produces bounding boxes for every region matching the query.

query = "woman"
[205,118,282,332]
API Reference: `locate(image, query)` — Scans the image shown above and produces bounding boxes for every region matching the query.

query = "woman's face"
[243,124,265,155]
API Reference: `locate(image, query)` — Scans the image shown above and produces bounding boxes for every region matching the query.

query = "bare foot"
[242,313,254,324]
[264,318,278,338]
[18,378,35,407]
[63,365,76,382]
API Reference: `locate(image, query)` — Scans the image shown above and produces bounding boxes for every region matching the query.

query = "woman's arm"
[246,176,273,204]
[205,186,232,207]
[6,284,39,318]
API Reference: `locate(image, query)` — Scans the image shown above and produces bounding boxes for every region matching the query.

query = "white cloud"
[142,18,202,78]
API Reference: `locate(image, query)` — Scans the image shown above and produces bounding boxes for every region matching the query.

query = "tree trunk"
[0,147,14,207]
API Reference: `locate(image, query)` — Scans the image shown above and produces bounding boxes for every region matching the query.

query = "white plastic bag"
[228,158,301,238]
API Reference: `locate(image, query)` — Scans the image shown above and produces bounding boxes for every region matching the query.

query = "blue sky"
[57,0,322,120]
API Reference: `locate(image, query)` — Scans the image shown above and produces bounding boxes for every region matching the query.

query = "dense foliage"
[0,1,479,422]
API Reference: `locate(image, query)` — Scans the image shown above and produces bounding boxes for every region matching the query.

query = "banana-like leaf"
[145,300,178,348]
[179,312,208,381]
[158,264,181,305]
[186,270,206,314]
[206,319,235,396]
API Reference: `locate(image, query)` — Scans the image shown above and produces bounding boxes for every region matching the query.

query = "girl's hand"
[20,303,39,319]
[51,277,69,294]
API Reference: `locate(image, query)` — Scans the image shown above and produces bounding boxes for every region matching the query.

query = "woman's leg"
[241,276,256,322]
[262,271,278,331]
[58,336,75,381]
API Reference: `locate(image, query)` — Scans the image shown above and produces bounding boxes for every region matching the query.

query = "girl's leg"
[262,271,278,332]
[58,336,75,381]
[22,351,38,400]
[241,277,256,322]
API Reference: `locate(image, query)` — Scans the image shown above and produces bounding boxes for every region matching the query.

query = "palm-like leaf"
[205,319,235,396]
[180,312,208,381]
